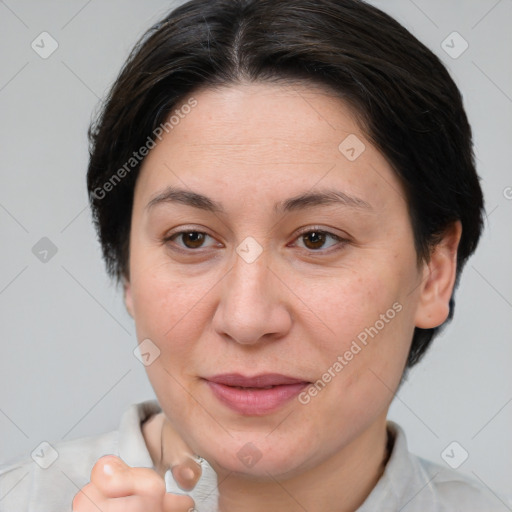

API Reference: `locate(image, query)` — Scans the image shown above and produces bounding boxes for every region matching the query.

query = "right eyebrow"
[146,186,225,213]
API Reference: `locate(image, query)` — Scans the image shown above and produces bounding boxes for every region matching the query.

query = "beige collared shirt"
[0,400,509,511]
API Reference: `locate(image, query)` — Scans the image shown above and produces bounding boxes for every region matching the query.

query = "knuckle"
[71,492,82,510]
[163,492,196,511]
[72,483,97,510]
[137,468,166,496]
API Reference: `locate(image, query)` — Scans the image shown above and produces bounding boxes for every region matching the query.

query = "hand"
[72,417,202,512]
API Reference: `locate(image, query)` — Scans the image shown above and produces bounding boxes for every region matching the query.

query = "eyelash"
[162,226,349,255]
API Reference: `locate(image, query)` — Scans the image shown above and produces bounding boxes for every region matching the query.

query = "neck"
[142,411,167,476]
[213,416,390,512]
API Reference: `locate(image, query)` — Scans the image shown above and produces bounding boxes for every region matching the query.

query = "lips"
[206,373,308,388]
[204,373,310,415]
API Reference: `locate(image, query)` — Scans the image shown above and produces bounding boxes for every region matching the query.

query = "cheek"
[129,233,205,327]
[297,267,402,349]
[129,264,211,417]
[129,256,210,362]
[293,263,413,396]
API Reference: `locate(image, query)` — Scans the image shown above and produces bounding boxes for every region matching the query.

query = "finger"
[162,491,196,512]
[72,482,105,512]
[90,454,166,498]
[73,486,193,512]
[90,455,132,498]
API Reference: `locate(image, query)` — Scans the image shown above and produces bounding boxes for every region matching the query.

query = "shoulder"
[414,455,510,511]
[0,400,160,511]
[0,429,119,511]
[373,421,511,511]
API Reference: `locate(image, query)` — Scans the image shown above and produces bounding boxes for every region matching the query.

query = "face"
[124,81,456,480]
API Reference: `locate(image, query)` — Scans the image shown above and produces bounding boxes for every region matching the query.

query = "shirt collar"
[118,399,162,468]
[357,420,438,511]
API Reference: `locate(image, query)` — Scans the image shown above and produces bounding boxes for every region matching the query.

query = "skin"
[74,81,461,512]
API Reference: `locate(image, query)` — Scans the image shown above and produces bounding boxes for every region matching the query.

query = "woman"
[0,0,508,510]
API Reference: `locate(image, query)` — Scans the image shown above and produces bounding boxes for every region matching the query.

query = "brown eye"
[293,229,346,252]
[167,231,213,250]
[302,231,327,250]
[181,232,206,249]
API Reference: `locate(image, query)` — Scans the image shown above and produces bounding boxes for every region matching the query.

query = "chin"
[198,434,313,481]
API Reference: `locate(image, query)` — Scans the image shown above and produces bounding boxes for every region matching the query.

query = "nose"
[212,246,292,345]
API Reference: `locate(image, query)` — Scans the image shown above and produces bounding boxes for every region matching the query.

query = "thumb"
[91,454,167,498]
[90,455,134,497]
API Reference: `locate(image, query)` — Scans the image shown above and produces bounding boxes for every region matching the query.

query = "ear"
[123,277,134,318]
[414,221,462,329]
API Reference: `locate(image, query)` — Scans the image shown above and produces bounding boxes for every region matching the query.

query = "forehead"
[135,81,406,214]
[157,81,363,156]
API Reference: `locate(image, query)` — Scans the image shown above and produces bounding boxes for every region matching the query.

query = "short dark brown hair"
[87,0,485,367]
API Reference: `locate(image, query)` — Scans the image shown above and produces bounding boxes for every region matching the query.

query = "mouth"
[203,373,310,415]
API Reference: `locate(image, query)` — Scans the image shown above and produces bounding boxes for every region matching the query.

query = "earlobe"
[123,279,134,318]
[414,221,462,329]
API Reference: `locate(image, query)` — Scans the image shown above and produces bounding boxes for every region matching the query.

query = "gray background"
[1,0,511,500]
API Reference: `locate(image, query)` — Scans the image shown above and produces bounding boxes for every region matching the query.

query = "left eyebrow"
[274,188,373,213]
